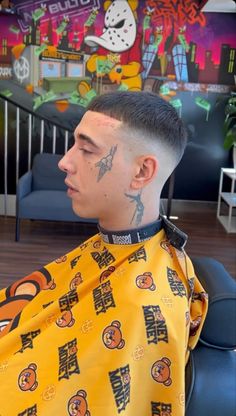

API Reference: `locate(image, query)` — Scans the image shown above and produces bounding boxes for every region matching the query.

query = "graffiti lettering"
[144,0,206,27]
[163,81,231,94]
[16,0,100,32]
[206,84,231,93]
[0,66,12,78]
[41,50,83,61]
[187,2,206,26]
[49,0,91,15]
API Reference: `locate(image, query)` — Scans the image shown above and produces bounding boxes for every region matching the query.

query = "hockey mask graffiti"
[85,0,137,53]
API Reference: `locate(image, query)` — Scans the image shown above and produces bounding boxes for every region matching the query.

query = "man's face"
[58,111,134,223]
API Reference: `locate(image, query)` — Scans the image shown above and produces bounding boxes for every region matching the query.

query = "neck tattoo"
[125,191,144,226]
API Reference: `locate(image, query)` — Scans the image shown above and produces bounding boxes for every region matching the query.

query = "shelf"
[220,192,236,207]
[217,168,236,233]
[217,215,236,233]
[222,168,236,179]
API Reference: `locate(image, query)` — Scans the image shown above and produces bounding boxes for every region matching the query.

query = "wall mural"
[0,0,235,201]
[0,0,235,114]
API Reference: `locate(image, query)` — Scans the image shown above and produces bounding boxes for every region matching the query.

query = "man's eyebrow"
[75,133,100,149]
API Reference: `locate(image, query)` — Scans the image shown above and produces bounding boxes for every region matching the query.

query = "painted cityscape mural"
[0,0,235,114]
[0,0,235,201]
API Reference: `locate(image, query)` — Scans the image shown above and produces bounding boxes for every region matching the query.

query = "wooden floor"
[0,202,236,289]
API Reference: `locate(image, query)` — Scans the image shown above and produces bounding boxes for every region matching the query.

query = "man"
[0,91,207,415]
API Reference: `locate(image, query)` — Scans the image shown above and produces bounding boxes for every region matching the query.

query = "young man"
[0,92,207,415]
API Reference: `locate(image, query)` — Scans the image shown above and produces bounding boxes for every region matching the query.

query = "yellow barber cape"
[0,228,207,416]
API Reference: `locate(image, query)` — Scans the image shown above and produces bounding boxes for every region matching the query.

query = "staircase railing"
[0,92,75,216]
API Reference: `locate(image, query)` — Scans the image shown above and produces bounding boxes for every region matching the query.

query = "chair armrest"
[16,171,33,201]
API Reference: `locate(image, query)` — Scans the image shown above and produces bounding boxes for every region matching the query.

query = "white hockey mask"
[85,0,137,53]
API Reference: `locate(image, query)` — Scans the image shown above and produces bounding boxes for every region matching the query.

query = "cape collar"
[98,218,162,245]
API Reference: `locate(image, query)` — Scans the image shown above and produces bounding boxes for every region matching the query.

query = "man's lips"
[65,180,79,193]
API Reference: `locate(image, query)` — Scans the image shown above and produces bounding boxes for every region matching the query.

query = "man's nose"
[58,146,75,173]
[58,154,68,173]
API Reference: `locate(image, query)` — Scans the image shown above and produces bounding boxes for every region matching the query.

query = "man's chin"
[72,202,96,220]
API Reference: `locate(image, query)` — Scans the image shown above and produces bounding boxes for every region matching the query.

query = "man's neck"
[98,211,160,233]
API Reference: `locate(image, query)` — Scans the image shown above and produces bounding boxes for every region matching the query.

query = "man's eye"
[79,148,92,154]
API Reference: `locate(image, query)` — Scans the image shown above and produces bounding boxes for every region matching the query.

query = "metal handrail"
[0,92,75,132]
[0,93,76,216]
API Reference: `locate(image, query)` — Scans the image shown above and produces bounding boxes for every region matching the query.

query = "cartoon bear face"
[151,357,172,386]
[185,311,190,326]
[153,309,165,322]
[192,291,208,302]
[99,266,115,283]
[190,316,202,336]
[55,255,67,264]
[171,270,181,282]
[56,310,75,328]
[136,272,156,291]
[101,283,112,294]
[160,240,173,257]
[122,372,130,385]
[93,240,101,249]
[70,273,83,290]
[68,390,90,416]
[102,321,125,349]
[18,363,38,391]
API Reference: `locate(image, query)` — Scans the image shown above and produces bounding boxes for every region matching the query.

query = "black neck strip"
[98,218,163,245]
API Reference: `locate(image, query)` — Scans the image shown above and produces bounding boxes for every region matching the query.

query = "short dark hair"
[87,91,187,164]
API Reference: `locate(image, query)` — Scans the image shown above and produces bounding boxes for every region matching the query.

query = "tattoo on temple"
[124,191,144,226]
[95,145,118,182]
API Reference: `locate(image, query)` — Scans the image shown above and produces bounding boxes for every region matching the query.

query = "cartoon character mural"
[85,0,142,91]
[0,0,235,92]
[141,0,206,83]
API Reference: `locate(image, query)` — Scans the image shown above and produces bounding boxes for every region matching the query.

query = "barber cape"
[0,222,208,416]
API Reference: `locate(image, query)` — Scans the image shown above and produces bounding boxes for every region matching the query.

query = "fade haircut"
[87,91,187,165]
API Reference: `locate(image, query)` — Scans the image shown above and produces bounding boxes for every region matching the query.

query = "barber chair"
[185,257,236,416]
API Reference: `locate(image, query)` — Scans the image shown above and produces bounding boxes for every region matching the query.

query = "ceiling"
[202,0,236,12]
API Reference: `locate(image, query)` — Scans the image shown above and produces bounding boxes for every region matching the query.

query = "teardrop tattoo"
[95,145,118,182]
[124,191,144,226]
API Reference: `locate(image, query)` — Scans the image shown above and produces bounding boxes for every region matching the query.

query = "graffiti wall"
[0,0,236,200]
[0,0,235,97]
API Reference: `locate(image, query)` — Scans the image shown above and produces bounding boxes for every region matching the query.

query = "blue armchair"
[15,153,97,241]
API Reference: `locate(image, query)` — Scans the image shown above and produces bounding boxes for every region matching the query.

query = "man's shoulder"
[48,232,101,268]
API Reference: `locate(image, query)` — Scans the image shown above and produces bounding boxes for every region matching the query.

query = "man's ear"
[130,155,158,190]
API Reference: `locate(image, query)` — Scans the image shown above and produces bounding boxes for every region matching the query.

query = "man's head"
[87,91,187,168]
[59,91,187,230]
